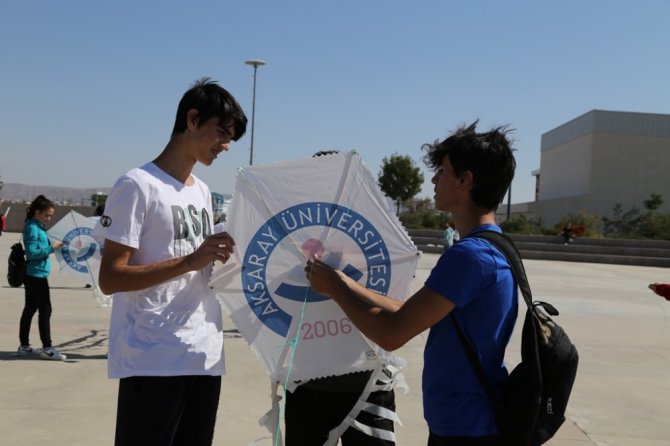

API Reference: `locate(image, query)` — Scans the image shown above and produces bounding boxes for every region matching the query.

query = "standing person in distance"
[306,121,518,445]
[94,77,247,446]
[17,195,65,360]
[442,219,459,252]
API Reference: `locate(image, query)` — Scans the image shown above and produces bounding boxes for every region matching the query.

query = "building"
[211,192,232,224]
[527,110,670,226]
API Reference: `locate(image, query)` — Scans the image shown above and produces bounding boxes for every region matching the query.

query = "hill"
[0,183,112,205]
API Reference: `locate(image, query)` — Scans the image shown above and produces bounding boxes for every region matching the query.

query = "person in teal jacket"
[17,195,65,360]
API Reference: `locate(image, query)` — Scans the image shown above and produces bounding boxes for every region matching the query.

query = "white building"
[526,110,670,226]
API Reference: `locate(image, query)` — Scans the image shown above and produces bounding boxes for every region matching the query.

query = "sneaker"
[39,347,67,361]
[17,345,33,356]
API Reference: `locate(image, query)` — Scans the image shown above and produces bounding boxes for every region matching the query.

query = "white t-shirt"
[93,162,224,378]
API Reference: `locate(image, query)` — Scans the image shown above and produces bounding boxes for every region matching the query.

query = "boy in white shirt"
[94,77,247,446]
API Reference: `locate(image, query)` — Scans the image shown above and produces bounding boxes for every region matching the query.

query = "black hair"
[172,77,248,141]
[26,195,55,220]
[422,120,516,211]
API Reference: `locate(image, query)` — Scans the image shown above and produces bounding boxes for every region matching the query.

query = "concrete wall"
[590,133,670,210]
[538,134,592,200]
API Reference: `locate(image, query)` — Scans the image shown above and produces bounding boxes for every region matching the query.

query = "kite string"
[274,267,313,446]
[236,167,324,445]
[238,154,406,444]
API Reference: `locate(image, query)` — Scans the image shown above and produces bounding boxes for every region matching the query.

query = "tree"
[90,192,107,208]
[605,194,666,239]
[603,203,641,238]
[378,154,424,215]
[643,192,663,211]
[398,198,447,229]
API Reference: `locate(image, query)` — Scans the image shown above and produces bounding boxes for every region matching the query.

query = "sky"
[1,1,669,205]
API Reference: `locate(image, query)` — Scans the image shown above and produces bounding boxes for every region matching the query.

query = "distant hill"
[0,183,112,205]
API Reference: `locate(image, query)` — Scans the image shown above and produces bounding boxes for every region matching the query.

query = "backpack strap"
[450,230,534,408]
[471,230,533,309]
[451,316,500,405]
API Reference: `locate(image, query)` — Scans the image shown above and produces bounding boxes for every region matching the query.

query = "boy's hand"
[305,255,345,298]
[187,232,236,270]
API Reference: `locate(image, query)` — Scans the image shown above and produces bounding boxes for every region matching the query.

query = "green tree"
[398,198,446,229]
[378,154,424,215]
[90,193,107,208]
[603,203,641,238]
[639,193,666,239]
[500,214,542,235]
[555,210,604,238]
[643,193,663,211]
[605,194,666,239]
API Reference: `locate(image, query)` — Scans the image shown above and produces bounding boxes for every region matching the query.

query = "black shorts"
[115,375,221,446]
[285,384,396,445]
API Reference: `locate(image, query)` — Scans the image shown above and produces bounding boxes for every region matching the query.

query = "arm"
[338,272,403,312]
[98,231,235,294]
[24,224,55,261]
[307,256,455,351]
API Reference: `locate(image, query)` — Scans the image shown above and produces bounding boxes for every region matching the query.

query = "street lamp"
[244,59,267,165]
[506,149,518,221]
[506,181,513,221]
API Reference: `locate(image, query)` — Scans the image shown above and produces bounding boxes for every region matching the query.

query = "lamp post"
[244,59,266,166]
[506,149,518,221]
[506,181,512,221]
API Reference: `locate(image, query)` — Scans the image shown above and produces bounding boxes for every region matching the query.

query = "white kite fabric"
[48,211,110,306]
[210,152,419,443]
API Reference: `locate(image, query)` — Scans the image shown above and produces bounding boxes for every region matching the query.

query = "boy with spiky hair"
[307,121,517,445]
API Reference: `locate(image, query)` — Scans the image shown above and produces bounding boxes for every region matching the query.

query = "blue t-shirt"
[423,224,518,437]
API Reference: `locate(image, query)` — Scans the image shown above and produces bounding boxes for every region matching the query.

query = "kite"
[210,151,419,444]
[48,210,108,305]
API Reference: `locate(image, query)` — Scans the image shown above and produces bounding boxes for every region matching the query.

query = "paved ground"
[1,231,669,445]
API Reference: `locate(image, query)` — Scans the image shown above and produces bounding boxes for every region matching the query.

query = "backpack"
[453,230,579,446]
[7,242,27,287]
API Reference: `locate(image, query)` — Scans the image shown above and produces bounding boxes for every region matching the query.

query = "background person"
[442,219,459,252]
[559,222,574,245]
[17,195,65,360]
[94,77,247,446]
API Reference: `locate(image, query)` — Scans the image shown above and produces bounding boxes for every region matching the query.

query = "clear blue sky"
[1,1,668,205]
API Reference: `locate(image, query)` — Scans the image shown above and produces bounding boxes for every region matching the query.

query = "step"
[518,249,670,268]
[513,241,670,258]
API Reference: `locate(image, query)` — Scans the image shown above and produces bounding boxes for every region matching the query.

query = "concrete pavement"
[1,231,669,445]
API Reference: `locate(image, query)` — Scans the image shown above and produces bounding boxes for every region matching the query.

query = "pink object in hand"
[301,239,324,259]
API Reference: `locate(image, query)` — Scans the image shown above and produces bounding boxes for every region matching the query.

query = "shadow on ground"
[0,328,108,362]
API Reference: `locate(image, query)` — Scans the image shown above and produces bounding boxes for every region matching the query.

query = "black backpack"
[7,242,27,287]
[452,230,579,446]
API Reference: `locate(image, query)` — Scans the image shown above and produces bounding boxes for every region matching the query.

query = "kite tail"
[323,365,406,446]
[258,380,284,446]
[92,286,112,308]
